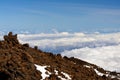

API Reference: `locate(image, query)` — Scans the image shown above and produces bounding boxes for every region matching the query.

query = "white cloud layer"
[17,32,120,72]
[18,32,120,53]
[61,45,120,72]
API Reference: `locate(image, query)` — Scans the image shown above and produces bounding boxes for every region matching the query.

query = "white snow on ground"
[54,69,58,75]
[94,69,104,76]
[58,76,68,80]
[83,65,92,68]
[84,65,120,79]
[84,65,105,76]
[54,69,71,80]
[61,72,71,80]
[35,64,51,80]
[35,65,71,80]
[94,69,120,79]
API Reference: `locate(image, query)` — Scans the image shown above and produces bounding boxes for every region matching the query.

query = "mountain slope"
[0,32,119,80]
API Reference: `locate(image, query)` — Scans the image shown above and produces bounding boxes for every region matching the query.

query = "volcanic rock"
[0,32,41,80]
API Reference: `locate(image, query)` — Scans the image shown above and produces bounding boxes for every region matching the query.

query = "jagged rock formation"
[0,32,119,80]
[0,32,41,80]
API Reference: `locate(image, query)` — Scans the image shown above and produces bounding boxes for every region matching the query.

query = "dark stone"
[0,71,11,80]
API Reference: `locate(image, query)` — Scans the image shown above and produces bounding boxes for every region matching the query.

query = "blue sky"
[0,0,120,33]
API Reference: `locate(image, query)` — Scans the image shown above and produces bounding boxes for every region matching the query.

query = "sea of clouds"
[17,32,120,72]
[1,32,119,72]
[18,32,120,53]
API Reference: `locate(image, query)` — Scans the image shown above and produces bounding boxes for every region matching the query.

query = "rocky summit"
[0,32,119,80]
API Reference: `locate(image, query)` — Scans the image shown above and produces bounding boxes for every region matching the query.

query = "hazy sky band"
[0,0,120,33]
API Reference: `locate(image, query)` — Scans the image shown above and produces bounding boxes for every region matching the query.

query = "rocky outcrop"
[0,32,119,80]
[0,32,41,80]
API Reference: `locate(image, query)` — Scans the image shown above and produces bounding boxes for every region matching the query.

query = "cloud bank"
[61,45,120,72]
[18,32,120,53]
[17,32,120,72]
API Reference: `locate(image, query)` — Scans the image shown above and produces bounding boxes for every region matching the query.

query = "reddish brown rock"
[0,32,41,80]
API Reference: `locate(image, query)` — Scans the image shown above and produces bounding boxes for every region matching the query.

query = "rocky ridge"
[0,32,119,80]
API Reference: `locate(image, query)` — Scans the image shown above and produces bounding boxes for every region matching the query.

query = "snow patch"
[94,69,120,79]
[35,64,51,80]
[54,69,71,80]
[58,76,67,80]
[54,70,58,75]
[83,65,92,68]
[94,69,104,76]
[61,72,71,80]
